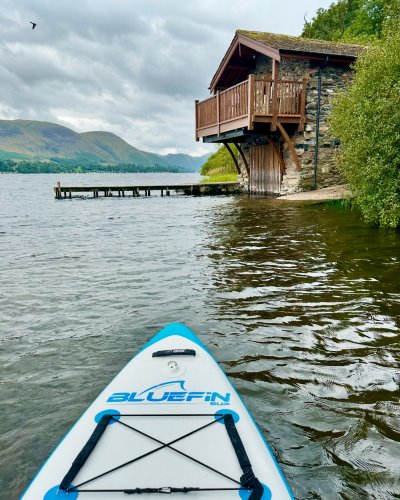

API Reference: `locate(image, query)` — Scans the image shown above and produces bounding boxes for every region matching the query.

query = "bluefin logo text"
[107,380,230,406]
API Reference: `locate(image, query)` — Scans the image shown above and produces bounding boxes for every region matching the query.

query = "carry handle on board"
[152,349,196,357]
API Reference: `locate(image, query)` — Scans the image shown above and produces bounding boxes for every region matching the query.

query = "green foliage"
[200,144,238,182]
[330,15,400,227]
[302,0,394,42]
[201,173,239,184]
[0,159,183,174]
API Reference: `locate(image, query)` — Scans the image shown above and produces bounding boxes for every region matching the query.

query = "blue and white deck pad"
[22,323,293,499]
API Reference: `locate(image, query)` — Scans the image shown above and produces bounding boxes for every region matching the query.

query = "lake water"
[1,173,399,499]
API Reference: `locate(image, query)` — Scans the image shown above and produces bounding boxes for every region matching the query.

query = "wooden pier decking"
[54,181,241,199]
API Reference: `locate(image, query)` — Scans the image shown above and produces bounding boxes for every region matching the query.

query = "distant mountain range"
[0,120,210,172]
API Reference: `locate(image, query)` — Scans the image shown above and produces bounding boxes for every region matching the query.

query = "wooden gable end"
[209,34,280,93]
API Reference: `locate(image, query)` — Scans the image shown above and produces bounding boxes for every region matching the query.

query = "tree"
[302,0,393,43]
[330,11,400,227]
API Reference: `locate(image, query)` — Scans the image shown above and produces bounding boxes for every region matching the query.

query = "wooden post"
[216,90,220,136]
[236,143,250,177]
[195,100,199,141]
[69,191,72,199]
[299,77,307,131]
[271,60,279,131]
[247,74,255,130]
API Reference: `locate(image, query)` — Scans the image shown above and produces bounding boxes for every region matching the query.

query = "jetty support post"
[55,181,61,199]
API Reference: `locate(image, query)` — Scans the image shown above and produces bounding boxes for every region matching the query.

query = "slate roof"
[237,30,365,58]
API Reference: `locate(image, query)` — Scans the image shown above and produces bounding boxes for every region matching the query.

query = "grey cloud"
[0,0,333,155]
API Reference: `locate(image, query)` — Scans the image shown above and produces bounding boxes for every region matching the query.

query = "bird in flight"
[30,22,37,29]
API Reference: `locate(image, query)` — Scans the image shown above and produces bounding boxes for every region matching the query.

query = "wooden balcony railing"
[195,75,307,140]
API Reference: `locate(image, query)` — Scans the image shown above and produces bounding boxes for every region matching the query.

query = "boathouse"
[195,31,364,195]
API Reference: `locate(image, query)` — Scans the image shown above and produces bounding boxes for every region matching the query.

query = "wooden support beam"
[222,142,241,175]
[276,123,301,172]
[235,142,249,177]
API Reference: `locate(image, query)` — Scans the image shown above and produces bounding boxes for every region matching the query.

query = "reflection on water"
[200,197,400,499]
[0,175,399,498]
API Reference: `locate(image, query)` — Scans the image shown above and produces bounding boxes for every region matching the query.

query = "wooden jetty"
[54,181,240,199]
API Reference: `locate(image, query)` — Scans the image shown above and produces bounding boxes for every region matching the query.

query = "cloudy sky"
[1,0,333,155]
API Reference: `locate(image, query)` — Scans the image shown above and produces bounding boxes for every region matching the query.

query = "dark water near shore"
[1,173,399,499]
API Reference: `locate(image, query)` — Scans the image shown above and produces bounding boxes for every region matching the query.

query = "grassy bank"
[201,173,238,183]
[200,145,238,183]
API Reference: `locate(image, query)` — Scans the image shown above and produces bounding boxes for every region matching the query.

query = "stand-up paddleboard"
[22,323,293,499]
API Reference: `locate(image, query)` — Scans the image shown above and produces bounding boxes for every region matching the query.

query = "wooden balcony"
[195,75,307,140]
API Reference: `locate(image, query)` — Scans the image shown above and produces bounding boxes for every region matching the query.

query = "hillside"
[201,144,238,182]
[0,120,209,171]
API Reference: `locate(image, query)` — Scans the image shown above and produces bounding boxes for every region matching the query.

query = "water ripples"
[1,175,399,498]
